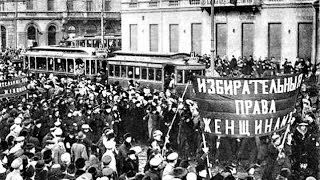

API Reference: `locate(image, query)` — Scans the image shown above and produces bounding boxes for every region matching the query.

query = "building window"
[298,23,312,61]
[67,0,73,11]
[1,26,6,50]
[86,0,92,11]
[169,24,179,52]
[130,24,138,51]
[105,0,111,11]
[149,24,158,52]
[26,0,33,10]
[268,23,282,60]
[216,23,227,58]
[191,23,202,55]
[48,25,56,45]
[27,26,36,40]
[242,23,254,58]
[48,0,54,11]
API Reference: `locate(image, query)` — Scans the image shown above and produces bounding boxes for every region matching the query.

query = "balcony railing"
[169,0,179,6]
[190,0,201,4]
[149,1,158,7]
[129,2,138,7]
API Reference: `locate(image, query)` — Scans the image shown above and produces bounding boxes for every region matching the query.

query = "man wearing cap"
[5,157,23,180]
[71,131,89,162]
[8,136,25,155]
[162,152,178,179]
[117,133,132,174]
[144,157,162,180]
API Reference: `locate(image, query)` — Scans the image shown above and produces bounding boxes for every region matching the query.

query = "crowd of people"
[199,55,315,78]
[0,50,318,180]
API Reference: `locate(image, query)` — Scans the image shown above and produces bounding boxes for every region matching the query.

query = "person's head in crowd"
[11,157,23,171]
[66,163,76,176]
[43,149,53,165]
[61,152,71,166]
[149,156,162,170]
[75,158,86,170]
[82,124,91,133]
[167,152,178,165]
[271,133,281,146]
[102,167,114,178]
[152,130,162,142]
[124,133,132,144]
[297,122,308,133]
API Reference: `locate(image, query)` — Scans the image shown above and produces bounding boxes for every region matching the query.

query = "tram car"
[65,35,121,52]
[107,51,206,96]
[23,46,108,79]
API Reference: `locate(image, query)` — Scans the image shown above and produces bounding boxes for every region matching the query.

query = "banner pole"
[162,81,190,156]
[202,133,212,179]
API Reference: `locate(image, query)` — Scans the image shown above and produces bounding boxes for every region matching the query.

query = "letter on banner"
[265,118,273,133]
[239,120,250,136]
[208,79,215,94]
[203,118,212,133]
[215,119,222,134]
[197,78,207,93]
[273,117,281,130]
[225,120,235,135]
[255,120,263,134]
[233,81,241,95]
[235,100,244,115]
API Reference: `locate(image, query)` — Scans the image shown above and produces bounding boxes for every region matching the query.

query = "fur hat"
[75,158,86,169]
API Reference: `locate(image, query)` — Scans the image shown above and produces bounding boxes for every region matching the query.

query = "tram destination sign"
[0,77,28,98]
[192,73,303,137]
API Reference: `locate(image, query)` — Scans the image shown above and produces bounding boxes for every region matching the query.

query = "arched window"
[48,25,56,45]
[27,26,36,40]
[1,26,6,50]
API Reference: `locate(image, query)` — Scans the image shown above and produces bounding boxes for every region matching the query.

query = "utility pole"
[210,0,215,76]
[14,0,18,49]
[101,0,104,49]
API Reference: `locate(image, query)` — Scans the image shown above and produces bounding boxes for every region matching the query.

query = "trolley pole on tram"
[101,0,104,49]
[210,0,215,75]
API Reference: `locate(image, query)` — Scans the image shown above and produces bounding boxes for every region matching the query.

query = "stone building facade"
[0,0,121,49]
[121,0,319,64]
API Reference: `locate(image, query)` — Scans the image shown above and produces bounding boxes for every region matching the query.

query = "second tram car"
[23,46,108,79]
[107,51,206,96]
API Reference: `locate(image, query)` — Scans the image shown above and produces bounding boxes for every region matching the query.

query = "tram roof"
[67,35,121,41]
[108,51,205,67]
[25,46,98,55]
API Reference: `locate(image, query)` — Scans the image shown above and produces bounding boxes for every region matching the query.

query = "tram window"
[97,60,101,73]
[149,68,155,81]
[67,59,74,73]
[184,70,192,84]
[128,66,133,79]
[80,40,85,47]
[121,66,126,77]
[86,60,90,74]
[109,65,114,76]
[156,68,162,81]
[48,58,54,71]
[177,70,183,83]
[115,65,120,77]
[75,59,85,75]
[142,68,147,80]
[30,57,35,69]
[55,58,66,72]
[135,67,140,79]
[91,60,96,74]
[36,57,46,70]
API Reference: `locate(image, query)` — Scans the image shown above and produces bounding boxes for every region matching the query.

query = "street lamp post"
[101,0,104,49]
[210,0,215,75]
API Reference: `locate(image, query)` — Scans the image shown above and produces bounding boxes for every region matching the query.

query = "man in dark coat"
[123,150,139,178]
[117,133,132,175]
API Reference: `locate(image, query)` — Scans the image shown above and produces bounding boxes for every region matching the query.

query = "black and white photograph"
[0,0,319,179]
